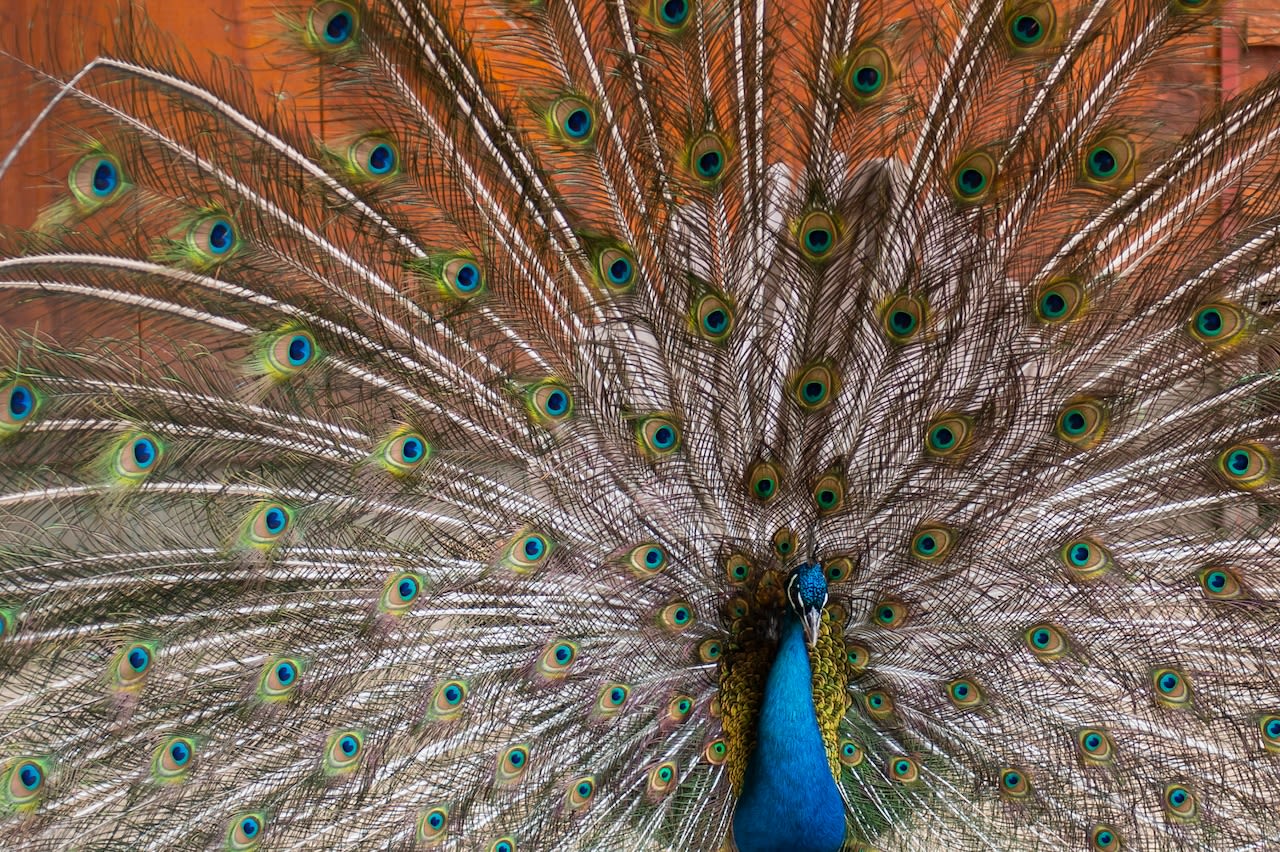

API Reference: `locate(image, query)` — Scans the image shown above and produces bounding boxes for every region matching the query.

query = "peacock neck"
[732,615,847,852]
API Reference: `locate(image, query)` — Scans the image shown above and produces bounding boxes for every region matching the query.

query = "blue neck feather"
[732,615,847,852]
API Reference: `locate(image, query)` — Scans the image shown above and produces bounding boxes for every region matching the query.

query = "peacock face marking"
[786,562,829,648]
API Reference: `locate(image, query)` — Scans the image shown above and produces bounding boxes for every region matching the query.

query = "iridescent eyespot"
[627,542,668,579]
[999,767,1031,799]
[1,378,41,435]
[659,601,695,632]
[347,135,399,180]
[551,96,596,144]
[882,295,925,342]
[1006,2,1054,48]
[846,644,869,675]
[1216,442,1272,490]
[667,695,694,723]
[6,759,46,806]
[797,211,839,260]
[501,528,555,575]
[723,596,750,622]
[1076,728,1115,766]
[637,415,681,457]
[440,256,485,300]
[653,0,692,30]
[946,678,982,709]
[1162,783,1198,822]
[812,470,845,514]
[489,838,517,852]
[258,657,301,701]
[152,736,196,783]
[567,775,596,810]
[925,414,973,458]
[1091,825,1121,851]
[873,599,906,629]
[187,214,238,261]
[694,293,734,342]
[1055,398,1108,449]
[698,639,722,663]
[495,744,530,785]
[1258,714,1280,752]
[427,679,469,721]
[952,151,996,202]
[702,738,728,765]
[1083,135,1135,184]
[647,761,678,799]
[1023,622,1068,660]
[748,460,782,502]
[260,327,321,380]
[1189,301,1247,346]
[106,431,164,484]
[114,642,154,691]
[323,730,363,774]
[824,557,852,585]
[596,246,637,294]
[1035,278,1085,323]
[1152,667,1192,708]
[241,502,294,550]
[1197,565,1245,601]
[889,756,919,784]
[310,2,357,46]
[843,45,890,100]
[417,806,449,844]
[594,683,630,721]
[536,640,579,679]
[227,813,265,850]
[911,525,955,562]
[773,527,796,558]
[375,428,431,476]
[1059,538,1112,581]
[792,363,838,411]
[725,553,753,584]
[527,380,574,427]
[839,740,864,768]
[0,608,14,639]
[864,689,893,719]
[69,153,126,208]
[378,571,422,616]
[689,133,728,184]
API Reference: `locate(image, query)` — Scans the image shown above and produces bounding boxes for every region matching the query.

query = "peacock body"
[2,0,1280,848]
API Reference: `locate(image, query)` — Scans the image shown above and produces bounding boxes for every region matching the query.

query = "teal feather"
[2,0,1280,849]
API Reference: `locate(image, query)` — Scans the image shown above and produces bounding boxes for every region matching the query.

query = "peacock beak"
[801,607,822,648]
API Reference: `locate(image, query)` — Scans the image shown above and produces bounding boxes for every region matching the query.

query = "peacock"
[2,0,1280,848]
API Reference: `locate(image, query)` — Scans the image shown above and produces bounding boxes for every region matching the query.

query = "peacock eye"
[418,806,449,842]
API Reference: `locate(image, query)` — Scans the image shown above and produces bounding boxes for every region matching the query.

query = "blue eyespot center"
[455,262,480,292]
[653,426,675,448]
[578,781,592,796]
[18,763,41,790]
[1084,734,1101,750]
[133,438,156,468]
[1012,14,1043,44]
[92,160,118,196]
[1267,719,1280,738]
[444,684,462,703]
[661,0,689,25]
[697,151,722,176]
[644,547,662,567]
[509,749,525,767]
[546,390,567,415]
[608,258,632,283]
[1169,788,1188,805]
[705,309,727,332]
[428,812,444,828]
[554,645,570,663]
[265,507,287,534]
[564,108,592,138]
[128,646,150,672]
[241,816,260,838]
[402,438,424,462]
[1033,629,1050,647]
[1198,308,1222,334]
[1159,673,1178,692]
[325,11,353,43]
[339,735,358,756]
[287,335,312,366]
[398,578,418,601]
[170,741,190,764]
[1042,292,1067,316]
[368,143,395,174]
[208,220,234,254]
[932,426,955,448]
[805,228,831,252]
[9,385,33,419]
[957,167,987,195]
[276,662,296,685]
[1090,147,1117,177]
[1003,770,1021,788]
[854,66,881,93]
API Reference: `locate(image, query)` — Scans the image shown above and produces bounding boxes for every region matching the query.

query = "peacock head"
[785,562,828,648]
